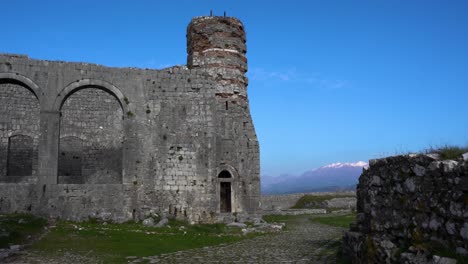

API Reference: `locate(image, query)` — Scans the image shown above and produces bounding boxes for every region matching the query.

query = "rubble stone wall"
[343,154,468,263]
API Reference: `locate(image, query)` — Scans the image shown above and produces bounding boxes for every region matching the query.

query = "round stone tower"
[187,16,248,97]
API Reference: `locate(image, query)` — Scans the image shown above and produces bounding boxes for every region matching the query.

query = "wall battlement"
[0,16,260,223]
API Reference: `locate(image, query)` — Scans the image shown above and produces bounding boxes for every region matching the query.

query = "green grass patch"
[262,214,306,223]
[0,214,47,249]
[309,214,356,228]
[292,194,355,209]
[29,218,260,263]
[425,145,468,160]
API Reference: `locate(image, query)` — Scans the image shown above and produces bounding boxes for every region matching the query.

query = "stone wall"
[343,154,468,263]
[0,15,260,223]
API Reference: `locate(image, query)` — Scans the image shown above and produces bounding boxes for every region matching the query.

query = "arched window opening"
[218,170,232,178]
[0,82,40,181]
[59,87,123,184]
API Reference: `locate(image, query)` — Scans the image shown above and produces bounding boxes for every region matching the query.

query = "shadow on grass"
[0,214,47,249]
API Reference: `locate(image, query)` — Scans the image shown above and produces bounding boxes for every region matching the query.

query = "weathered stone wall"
[343,154,468,263]
[0,15,260,223]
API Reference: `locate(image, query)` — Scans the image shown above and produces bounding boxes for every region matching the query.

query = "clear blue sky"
[2,1,468,176]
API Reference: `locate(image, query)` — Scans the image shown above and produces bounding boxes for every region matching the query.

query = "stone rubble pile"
[343,153,468,263]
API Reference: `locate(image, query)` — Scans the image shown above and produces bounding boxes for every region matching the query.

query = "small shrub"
[124,97,130,104]
[425,145,468,160]
[126,111,134,117]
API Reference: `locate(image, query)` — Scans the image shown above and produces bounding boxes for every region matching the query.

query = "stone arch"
[0,76,40,181]
[58,82,124,184]
[0,72,43,104]
[216,164,239,179]
[53,79,127,114]
[7,131,39,140]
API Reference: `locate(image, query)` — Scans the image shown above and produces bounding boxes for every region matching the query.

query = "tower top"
[186,16,248,96]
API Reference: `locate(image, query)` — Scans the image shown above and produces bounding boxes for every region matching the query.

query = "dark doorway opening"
[220,182,232,213]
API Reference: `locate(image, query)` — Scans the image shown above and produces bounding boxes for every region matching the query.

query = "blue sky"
[2,1,468,176]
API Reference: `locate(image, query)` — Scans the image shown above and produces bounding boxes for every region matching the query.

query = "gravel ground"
[130,215,345,264]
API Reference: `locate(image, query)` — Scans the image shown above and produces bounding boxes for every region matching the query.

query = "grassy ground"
[309,214,356,228]
[1,214,262,263]
[291,194,355,209]
[310,214,355,264]
[0,214,47,249]
[262,214,307,223]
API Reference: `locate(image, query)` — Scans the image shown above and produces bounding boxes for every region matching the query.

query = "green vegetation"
[292,194,355,209]
[126,111,134,117]
[27,218,259,263]
[410,241,468,264]
[0,214,47,249]
[262,214,305,223]
[425,145,468,160]
[315,239,352,264]
[309,214,356,228]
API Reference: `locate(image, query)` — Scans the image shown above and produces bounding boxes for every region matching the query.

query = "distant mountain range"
[261,161,368,194]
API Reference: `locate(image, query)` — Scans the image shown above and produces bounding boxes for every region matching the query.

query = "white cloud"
[248,67,347,90]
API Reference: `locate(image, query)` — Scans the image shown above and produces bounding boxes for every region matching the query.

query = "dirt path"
[130,215,345,264]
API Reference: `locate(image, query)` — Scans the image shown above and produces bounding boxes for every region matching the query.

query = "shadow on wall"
[0,81,125,184]
[58,88,124,184]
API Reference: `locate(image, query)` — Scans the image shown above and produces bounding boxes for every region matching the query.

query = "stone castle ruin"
[0,15,260,223]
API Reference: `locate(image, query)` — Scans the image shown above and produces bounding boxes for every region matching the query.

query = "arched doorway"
[218,170,232,213]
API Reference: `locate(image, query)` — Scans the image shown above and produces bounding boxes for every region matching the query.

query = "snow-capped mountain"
[321,161,368,169]
[261,161,367,194]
